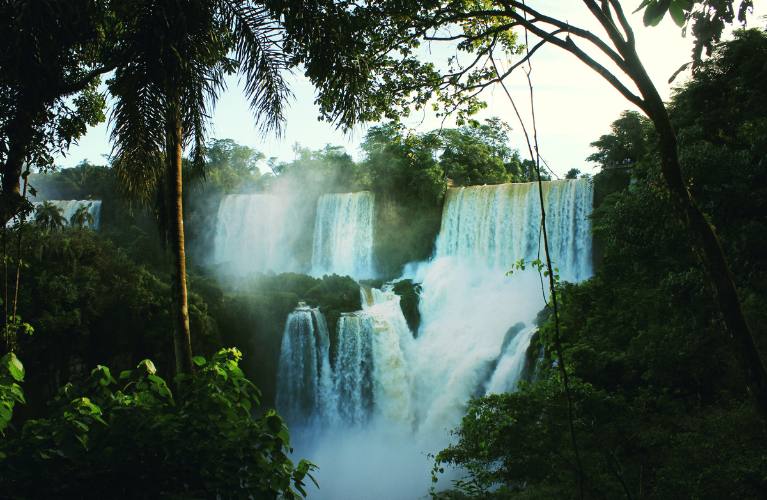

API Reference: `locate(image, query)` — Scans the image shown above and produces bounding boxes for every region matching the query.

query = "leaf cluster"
[0,349,316,499]
[0,0,111,175]
[0,354,25,439]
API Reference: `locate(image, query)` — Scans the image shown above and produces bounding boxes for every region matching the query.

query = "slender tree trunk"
[650,103,767,420]
[11,167,29,343]
[545,0,767,424]
[3,225,7,353]
[621,50,767,422]
[1,114,33,226]
[167,96,194,377]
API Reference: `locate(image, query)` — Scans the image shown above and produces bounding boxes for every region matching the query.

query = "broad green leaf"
[8,354,24,381]
[643,0,672,27]
[266,415,283,434]
[144,359,157,374]
[0,404,12,421]
[75,433,89,450]
[192,356,206,366]
[669,1,686,27]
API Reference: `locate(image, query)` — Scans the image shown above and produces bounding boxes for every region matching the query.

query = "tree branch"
[55,64,115,97]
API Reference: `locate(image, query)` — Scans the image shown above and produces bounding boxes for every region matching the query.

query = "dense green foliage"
[432,29,767,500]
[0,354,25,438]
[0,349,315,499]
[6,226,218,419]
[439,118,541,186]
[203,138,271,193]
[30,160,116,201]
[587,110,650,171]
[361,123,446,207]
[0,0,112,223]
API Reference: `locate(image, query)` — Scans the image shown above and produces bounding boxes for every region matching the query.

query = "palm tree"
[108,0,290,376]
[70,203,95,229]
[34,201,66,232]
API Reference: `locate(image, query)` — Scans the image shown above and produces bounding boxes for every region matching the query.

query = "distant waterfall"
[212,194,296,275]
[24,200,102,229]
[437,179,593,282]
[311,192,375,278]
[276,304,333,424]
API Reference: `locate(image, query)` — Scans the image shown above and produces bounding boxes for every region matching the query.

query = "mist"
[262,179,593,499]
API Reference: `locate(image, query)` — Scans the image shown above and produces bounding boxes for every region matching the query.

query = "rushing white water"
[275,304,332,425]
[332,312,375,425]
[311,192,375,279]
[277,179,594,499]
[437,179,593,282]
[486,324,539,394]
[212,194,299,275]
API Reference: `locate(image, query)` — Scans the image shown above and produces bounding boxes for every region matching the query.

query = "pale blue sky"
[56,2,765,178]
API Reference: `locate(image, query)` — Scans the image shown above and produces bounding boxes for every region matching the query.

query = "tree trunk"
[624,54,767,423]
[167,97,194,377]
[1,113,33,225]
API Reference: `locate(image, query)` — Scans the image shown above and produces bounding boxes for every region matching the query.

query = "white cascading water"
[436,179,593,282]
[485,324,539,394]
[275,303,333,425]
[17,200,102,229]
[311,192,375,279]
[212,194,297,274]
[277,179,594,499]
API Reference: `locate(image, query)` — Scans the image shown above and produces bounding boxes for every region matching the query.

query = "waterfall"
[485,325,539,394]
[332,312,375,425]
[212,194,298,275]
[311,192,375,278]
[279,179,594,500]
[281,284,414,427]
[361,284,414,425]
[18,200,102,229]
[275,303,332,424]
[436,178,593,282]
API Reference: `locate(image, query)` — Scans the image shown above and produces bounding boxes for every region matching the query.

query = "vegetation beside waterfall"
[431,29,767,499]
[0,349,315,499]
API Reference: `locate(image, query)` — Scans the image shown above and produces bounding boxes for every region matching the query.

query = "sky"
[55,1,766,179]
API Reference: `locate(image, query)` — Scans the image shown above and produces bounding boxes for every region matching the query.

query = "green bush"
[0,349,315,499]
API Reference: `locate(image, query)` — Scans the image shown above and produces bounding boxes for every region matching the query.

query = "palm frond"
[221,0,292,136]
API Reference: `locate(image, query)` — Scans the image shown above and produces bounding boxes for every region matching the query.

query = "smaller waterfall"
[333,312,375,424]
[212,194,296,275]
[332,284,414,425]
[56,200,102,228]
[278,283,415,427]
[276,303,332,424]
[311,192,375,279]
[13,200,102,229]
[485,324,539,395]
